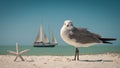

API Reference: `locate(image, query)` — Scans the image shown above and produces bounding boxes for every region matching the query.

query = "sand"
[0,53,120,68]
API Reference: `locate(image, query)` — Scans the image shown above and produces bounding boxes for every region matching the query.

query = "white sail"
[52,34,58,44]
[35,25,43,43]
[44,32,49,43]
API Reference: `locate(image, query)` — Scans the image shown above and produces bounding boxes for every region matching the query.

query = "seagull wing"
[69,27,101,44]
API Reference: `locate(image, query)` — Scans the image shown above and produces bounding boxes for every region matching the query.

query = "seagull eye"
[67,25,69,27]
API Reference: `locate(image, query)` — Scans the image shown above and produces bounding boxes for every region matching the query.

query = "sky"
[0,0,120,45]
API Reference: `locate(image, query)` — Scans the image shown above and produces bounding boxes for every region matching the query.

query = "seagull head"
[63,20,74,30]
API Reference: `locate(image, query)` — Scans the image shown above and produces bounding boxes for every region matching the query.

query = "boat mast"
[48,26,51,43]
[40,25,43,43]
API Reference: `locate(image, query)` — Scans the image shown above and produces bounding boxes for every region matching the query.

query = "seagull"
[8,42,29,61]
[60,20,116,60]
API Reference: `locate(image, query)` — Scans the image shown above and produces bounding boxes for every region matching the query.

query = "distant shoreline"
[1,52,120,56]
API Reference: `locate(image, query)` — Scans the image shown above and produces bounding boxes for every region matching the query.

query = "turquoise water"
[0,45,120,56]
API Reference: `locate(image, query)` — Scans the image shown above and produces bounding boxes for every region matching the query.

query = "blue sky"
[0,0,120,45]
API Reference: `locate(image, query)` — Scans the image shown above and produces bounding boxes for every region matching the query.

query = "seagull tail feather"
[99,38,116,44]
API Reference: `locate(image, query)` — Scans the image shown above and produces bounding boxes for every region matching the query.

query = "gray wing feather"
[69,27,101,44]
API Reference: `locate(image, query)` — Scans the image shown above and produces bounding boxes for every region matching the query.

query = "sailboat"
[33,25,58,47]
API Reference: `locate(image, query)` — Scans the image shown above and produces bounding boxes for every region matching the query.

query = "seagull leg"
[74,48,77,60]
[76,48,79,60]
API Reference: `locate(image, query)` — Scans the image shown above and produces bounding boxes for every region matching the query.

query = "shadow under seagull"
[79,59,113,62]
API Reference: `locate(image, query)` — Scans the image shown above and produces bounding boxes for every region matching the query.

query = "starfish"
[8,42,29,61]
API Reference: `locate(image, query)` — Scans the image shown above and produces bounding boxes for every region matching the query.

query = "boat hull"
[33,44,56,47]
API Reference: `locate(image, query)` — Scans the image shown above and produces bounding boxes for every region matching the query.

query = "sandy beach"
[0,53,120,68]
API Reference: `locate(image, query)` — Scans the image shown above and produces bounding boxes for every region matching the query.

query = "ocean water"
[0,45,120,56]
